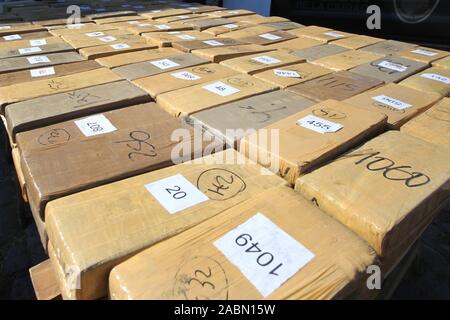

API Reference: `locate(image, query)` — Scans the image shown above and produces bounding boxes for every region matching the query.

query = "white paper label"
[67,23,84,29]
[273,69,300,78]
[85,31,104,37]
[0,26,11,30]
[176,34,196,40]
[145,174,208,214]
[227,10,240,14]
[203,81,240,96]
[3,34,21,41]
[171,71,201,81]
[19,47,41,54]
[324,31,345,38]
[110,43,130,50]
[259,33,281,40]
[176,15,189,19]
[99,36,117,42]
[411,49,438,57]
[30,67,55,78]
[168,31,181,34]
[127,21,140,25]
[252,55,281,65]
[203,40,224,46]
[214,213,315,298]
[421,73,450,84]
[372,95,412,110]
[155,24,170,30]
[26,55,50,64]
[377,60,408,72]
[150,58,180,70]
[29,39,47,46]
[138,23,152,27]
[297,114,344,134]
[223,23,238,29]
[74,114,117,137]
[151,10,161,13]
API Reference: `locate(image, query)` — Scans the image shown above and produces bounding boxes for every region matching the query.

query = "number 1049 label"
[145,174,209,214]
[214,213,315,297]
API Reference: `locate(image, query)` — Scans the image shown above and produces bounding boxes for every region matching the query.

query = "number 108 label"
[145,174,209,214]
[214,213,315,297]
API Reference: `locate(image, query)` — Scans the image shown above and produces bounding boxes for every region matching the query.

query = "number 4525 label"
[214,213,315,297]
[145,174,209,214]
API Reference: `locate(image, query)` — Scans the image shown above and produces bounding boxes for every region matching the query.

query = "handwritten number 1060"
[235,234,283,276]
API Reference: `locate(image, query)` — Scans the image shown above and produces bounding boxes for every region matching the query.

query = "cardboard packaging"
[231,15,289,25]
[238,30,296,46]
[263,37,324,54]
[141,9,192,20]
[95,47,181,68]
[401,98,450,146]
[287,26,330,37]
[295,29,353,43]
[344,83,441,129]
[183,18,236,31]
[189,90,315,147]
[206,9,255,18]
[111,53,208,80]
[0,68,122,112]
[220,51,303,75]
[0,60,101,87]
[157,74,279,117]
[0,24,45,36]
[360,40,417,56]
[253,62,332,88]
[295,131,450,260]
[17,102,193,222]
[154,14,209,24]
[261,21,305,31]
[0,41,74,59]
[0,35,67,50]
[142,31,213,47]
[180,5,224,14]
[5,80,150,141]
[119,21,193,35]
[49,25,119,37]
[312,50,383,71]
[399,67,450,97]
[93,16,147,25]
[286,71,383,102]
[240,99,387,185]
[433,56,450,69]
[45,149,287,299]
[109,186,377,300]
[61,30,137,49]
[291,44,349,62]
[202,22,253,36]
[191,44,274,63]
[350,56,428,83]
[398,46,449,64]
[172,38,247,53]
[88,10,137,20]
[218,25,278,40]
[133,63,238,98]
[79,41,156,59]
[0,31,51,43]
[332,35,384,49]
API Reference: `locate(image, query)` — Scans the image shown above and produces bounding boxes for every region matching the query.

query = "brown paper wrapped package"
[109,186,377,300]
[95,48,182,68]
[399,67,450,97]
[240,99,387,185]
[295,131,450,260]
[46,149,287,299]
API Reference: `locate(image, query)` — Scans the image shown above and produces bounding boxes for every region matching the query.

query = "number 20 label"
[145,174,209,214]
[214,213,315,297]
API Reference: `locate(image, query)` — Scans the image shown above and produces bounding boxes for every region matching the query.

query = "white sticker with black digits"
[127,20,140,25]
[214,213,315,298]
[203,81,240,96]
[29,39,47,46]
[3,34,21,41]
[411,49,438,57]
[323,31,345,38]
[74,114,117,137]
[30,67,55,78]
[421,73,450,84]
[155,24,170,30]
[176,34,196,40]
[377,60,408,72]
[18,47,41,54]
[252,55,281,65]
[110,43,130,50]
[259,33,281,40]
[26,55,50,64]
[145,174,208,214]
[150,58,180,70]
[138,23,152,27]
[203,40,224,46]
[223,23,238,29]
[0,26,11,30]
[273,69,300,78]
[99,36,117,42]
[372,95,412,110]
[297,114,344,134]
[85,31,104,37]
[168,31,181,34]
[171,71,201,81]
